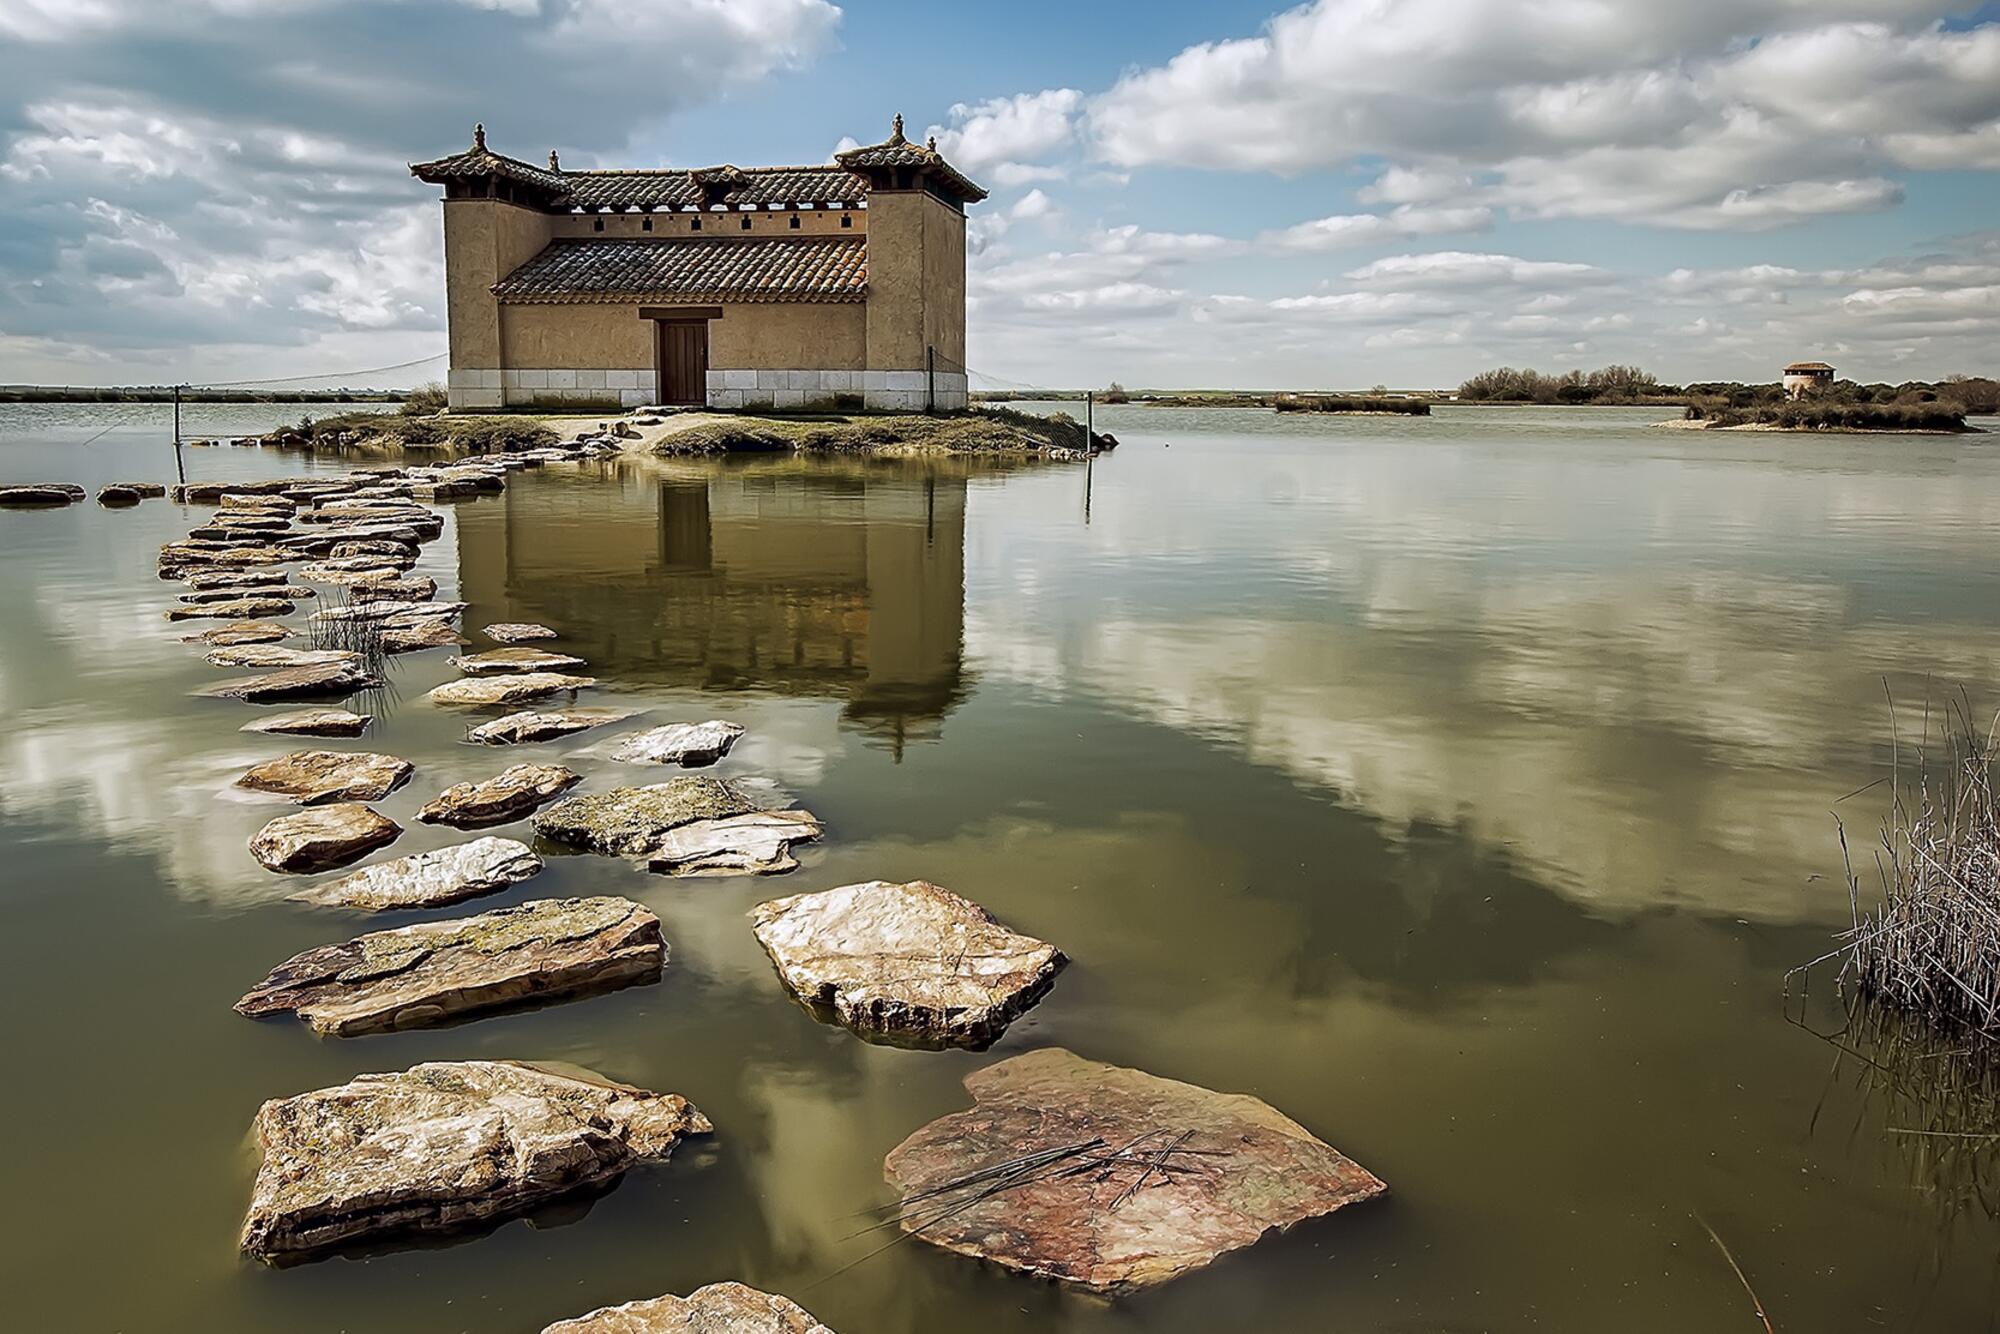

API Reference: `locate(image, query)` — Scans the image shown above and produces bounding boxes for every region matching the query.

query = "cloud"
[928,88,1082,182]
[1343,251,1613,288]
[1086,1,1998,228]
[1263,203,1493,251]
[1009,187,1055,221]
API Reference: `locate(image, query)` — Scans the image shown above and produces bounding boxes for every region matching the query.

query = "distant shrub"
[1102,381,1131,404]
[400,382,447,415]
[1687,401,1971,431]
[1274,394,1430,415]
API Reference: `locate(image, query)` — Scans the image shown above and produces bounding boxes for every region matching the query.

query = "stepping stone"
[882,1048,1388,1293]
[484,622,558,643]
[418,763,581,828]
[543,1283,834,1334]
[0,485,77,507]
[206,645,355,670]
[97,485,143,506]
[184,568,293,590]
[297,561,410,587]
[110,481,166,498]
[351,575,437,602]
[466,708,634,744]
[250,803,401,872]
[427,671,595,706]
[197,659,382,701]
[234,750,413,804]
[235,896,663,1035]
[180,584,313,604]
[238,1060,710,1261]
[382,619,466,653]
[648,810,823,877]
[328,539,417,559]
[290,835,542,910]
[751,880,1063,1047]
[241,708,370,738]
[534,778,760,857]
[310,599,450,624]
[165,596,296,621]
[447,646,588,677]
[609,720,744,768]
[183,620,294,646]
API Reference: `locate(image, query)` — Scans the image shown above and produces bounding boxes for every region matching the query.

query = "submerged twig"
[1694,1211,1777,1334]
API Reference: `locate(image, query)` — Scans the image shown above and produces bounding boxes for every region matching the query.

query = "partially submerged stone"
[466,708,634,745]
[418,763,581,828]
[882,1048,1388,1293]
[239,1060,710,1261]
[184,567,294,590]
[447,646,589,676]
[197,658,382,701]
[165,596,296,621]
[351,575,437,602]
[381,619,466,654]
[234,750,414,805]
[609,721,744,768]
[204,645,354,669]
[533,778,760,857]
[427,671,595,707]
[180,584,312,604]
[751,880,1062,1047]
[235,896,663,1035]
[485,622,558,643]
[97,485,143,506]
[290,835,542,910]
[241,708,371,738]
[0,485,77,507]
[542,1283,834,1334]
[182,620,294,646]
[648,810,822,877]
[250,803,401,873]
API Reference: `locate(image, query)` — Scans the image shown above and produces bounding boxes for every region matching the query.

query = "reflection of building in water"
[454,462,967,752]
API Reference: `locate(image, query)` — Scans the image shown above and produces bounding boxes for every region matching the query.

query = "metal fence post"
[926,345,936,414]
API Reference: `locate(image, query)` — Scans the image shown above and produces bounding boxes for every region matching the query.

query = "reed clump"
[1686,401,1973,432]
[1273,393,1430,415]
[1833,706,2000,1039]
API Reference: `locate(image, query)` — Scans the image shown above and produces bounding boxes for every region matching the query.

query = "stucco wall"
[711,302,866,370]
[862,192,925,371]
[442,200,553,371]
[923,202,967,369]
[500,304,652,370]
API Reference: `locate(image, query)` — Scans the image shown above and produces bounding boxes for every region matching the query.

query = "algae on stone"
[533,778,760,857]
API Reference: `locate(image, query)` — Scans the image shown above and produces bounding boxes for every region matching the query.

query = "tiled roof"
[1783,361,1835,372]
[491,237,868,304]
[411,132,570,196]
[564,165,868,211]
[835,117,987,202]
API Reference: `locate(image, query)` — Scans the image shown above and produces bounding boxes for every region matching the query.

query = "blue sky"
[2,0,1997,388]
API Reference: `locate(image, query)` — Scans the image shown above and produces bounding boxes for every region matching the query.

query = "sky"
[2,0,1998,390]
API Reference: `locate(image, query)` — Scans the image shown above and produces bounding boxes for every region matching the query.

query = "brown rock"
[466,708,635,744]
[542,1283,834,1334]
[418,763,582,828]
[289,835,543,910]
[181,620,293,646]
[239,1060,709,1261]
[241,708,371,738]
[180,584,313,604]
[648,810,822,877]
[447,646,589,676]
[165,596,296,621]
[607,721,744,767]
[0,485,77,507]
[533,778,760,857]
[427,671,595,707]
[381,618,466,653]
[235,896,663,1035]
[882,1048,1387,1293]
[250,803,402,872]
[197,658,382,701]
[751,880,1062,1047]
[205,645,354,670]
[484,622,558,643]
[234,750,413,805]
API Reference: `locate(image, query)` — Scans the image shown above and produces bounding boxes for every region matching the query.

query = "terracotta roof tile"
[410,144,570,196]
[564,165,868,211]
[492,237,867,304]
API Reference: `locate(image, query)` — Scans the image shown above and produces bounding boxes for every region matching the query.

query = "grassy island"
[1273,394,1430,416]
[1682,401,1976,432]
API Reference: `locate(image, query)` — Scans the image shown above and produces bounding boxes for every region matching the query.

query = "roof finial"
[926,133,937,151]
[473,122,486,151]
[890,112,905,144]
[548,148,561,171]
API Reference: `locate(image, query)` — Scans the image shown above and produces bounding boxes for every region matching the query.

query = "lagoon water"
[2,400,1997,1332]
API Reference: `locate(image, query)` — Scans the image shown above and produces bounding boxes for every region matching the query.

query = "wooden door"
[655,319,708,406]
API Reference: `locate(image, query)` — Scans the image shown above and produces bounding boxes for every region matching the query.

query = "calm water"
[2,401,1997,1332]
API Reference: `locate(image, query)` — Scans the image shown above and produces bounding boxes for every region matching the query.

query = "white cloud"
[928,88,1082,183]
[1264,203,1493,251]
[1344,251,1612,288]
[1009,187,1054,221]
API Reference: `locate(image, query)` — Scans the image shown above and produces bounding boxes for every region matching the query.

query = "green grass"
[1686,401,1973,432]
[1273,394,1430,415]
[282,411,559,453]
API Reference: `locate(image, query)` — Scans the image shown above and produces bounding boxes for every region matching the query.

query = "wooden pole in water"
[1083,390,1094,523]
[172,382,186,485]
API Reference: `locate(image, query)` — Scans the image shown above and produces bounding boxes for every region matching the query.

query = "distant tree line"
[1457,364,1999,413]
[0,386,408,403]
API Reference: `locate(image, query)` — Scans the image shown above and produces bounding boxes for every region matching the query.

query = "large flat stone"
[448,646,588,676]
[418,763,581,828]
[542,1283,834,1334]
[484,622,558,643]
[533,778,760,857]
[751,880,1063,1047]
[382,619,466,653]
[204,645,354,669]
[198,659,383,701]
[882,1048,1388,1293]
[179,584,313,604]
[290,835,543,910]
[250,803,401,873]
[648,810,822,877]
[235,896,663,1035]
[241,708,371,738]
[234,749,413,805]
[239,1060,710,1261]
[165,596,296,621]
[427,672,595,707]
[181,620,294,646]
[609,721,744,768]
[466,708,635,744]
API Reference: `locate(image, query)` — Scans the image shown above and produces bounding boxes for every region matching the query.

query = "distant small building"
[1783,361,1835,399]
[410,116,984,413]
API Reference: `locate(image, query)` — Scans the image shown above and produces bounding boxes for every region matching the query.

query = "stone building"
[411,117,984,413]
[1782,361,1835,399]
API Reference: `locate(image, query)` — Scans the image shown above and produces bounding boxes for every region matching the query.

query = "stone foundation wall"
[704,369,968,413]
[448,368,655,411]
